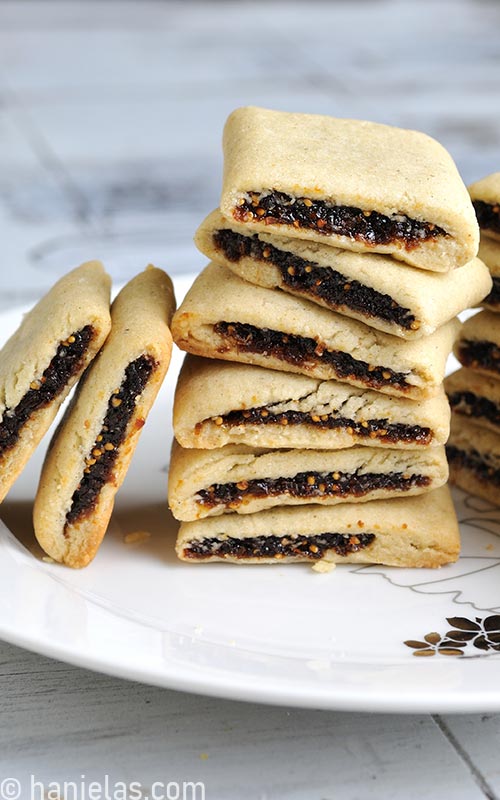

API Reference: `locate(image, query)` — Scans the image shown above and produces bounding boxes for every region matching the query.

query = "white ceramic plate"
[2,275,500,714]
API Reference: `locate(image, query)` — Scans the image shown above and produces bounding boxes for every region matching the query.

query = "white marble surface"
[1,1,500,797]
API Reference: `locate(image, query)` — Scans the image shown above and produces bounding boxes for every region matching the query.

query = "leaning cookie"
[195,210,491,339]
[168,440,448,521]
[34,266,175,568]
[469,172,500,242]
[174,356,450,451]
[221,106,478,271]
[446,367,500,436]
[175,486,460,568]
[478,237,500,311]
[447,415,500,507]
[454,310,500,381]
[171,263,459,401]
[0,261,111,503]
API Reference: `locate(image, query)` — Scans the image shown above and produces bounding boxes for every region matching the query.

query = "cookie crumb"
[42,556,55,564]
[312,560,336,574]
[124,531,152,545]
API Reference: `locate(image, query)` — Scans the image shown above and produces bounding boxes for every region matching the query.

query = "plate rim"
[3,606,500,714]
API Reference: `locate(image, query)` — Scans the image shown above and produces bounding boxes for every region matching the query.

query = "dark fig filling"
[213,229,418,331]
[447,445,500,486]
[448,390,500,429]
[484,277,500,308]
[183,532,376,560]
[456,340,500,375]
[197,470,430,509]
[213,321,412,392]
[233,191,447,250]
[473,200,500,235]
[65,355,156,528]
[0,326,94,458]
[201,405,433,446]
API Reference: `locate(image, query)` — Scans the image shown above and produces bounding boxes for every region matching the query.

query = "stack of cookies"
[170,106,490,569]
[446,172,500,505]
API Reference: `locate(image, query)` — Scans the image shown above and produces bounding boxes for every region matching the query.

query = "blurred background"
[1,0,499,308]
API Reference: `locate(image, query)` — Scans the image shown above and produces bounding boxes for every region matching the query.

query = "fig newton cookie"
[175,486,460,567]
[168,441,448,521]
[469,172,500,242]
[174,356,451,451]
[446,367,500,436]
[34,266,176,568]
[447,415,500,507]
[171,263,459,401]
[0,261,111,503]
[454,310,500,380]
[195,210,490,339]
[221,106,478,271]
[478,237,500,311]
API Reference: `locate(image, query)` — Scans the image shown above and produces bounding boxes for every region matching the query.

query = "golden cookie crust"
[0,261,111,503]
[176,485,460,568]
[168,440,448,521]
[221,107,478,271]
[174,355,450,451]
[34,266,176,568]
[196,210,490,339]
[171,262,459,401]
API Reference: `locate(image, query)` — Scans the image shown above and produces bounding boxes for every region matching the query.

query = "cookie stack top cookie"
[221,107,479,271]
[194,108,489,343]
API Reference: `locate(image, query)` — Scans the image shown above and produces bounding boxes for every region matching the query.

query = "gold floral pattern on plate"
[405,615,500,657]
